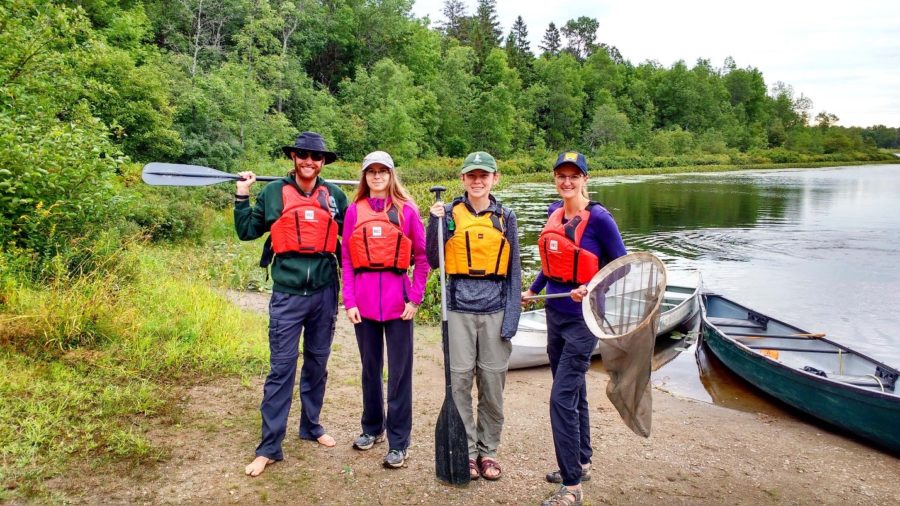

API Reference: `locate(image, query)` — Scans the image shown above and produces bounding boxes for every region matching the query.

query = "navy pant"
[256,285,337,460]
[355,318,413,450]
[546,306,596,486]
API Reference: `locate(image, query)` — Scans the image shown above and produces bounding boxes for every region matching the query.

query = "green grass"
[0,243,269,500]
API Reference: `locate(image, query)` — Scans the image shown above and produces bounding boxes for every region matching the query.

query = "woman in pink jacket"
[341,151,429,469]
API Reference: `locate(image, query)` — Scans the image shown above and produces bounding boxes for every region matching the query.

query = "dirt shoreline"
[50,291,900,504]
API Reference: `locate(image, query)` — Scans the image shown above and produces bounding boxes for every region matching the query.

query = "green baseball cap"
[460,151,498,174]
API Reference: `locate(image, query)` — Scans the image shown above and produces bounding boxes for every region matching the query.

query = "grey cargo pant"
[447,310,511,460]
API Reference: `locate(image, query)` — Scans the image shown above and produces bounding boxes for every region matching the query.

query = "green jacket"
[235,176,349,295]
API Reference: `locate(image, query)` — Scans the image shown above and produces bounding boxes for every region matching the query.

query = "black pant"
[546,306,596,486]
[354,317,414,450]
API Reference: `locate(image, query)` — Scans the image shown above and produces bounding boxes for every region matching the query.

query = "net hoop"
[581,251,667,340]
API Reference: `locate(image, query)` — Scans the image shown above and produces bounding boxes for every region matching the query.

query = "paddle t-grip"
[430,185,446,202]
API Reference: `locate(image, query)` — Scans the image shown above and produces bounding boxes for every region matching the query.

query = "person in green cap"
[426,151,522,481]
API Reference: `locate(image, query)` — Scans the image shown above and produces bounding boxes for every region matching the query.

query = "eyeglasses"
[554,173,583,182]
[294,150,324,162]
[366,169,391,178]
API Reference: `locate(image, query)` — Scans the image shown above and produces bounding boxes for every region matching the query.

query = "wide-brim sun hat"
[282,131,337,164]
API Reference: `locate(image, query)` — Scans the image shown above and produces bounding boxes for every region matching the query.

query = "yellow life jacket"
[444,201,510,277]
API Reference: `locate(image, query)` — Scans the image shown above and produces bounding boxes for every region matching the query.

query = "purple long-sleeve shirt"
[341,197,430,321]
[529,201,627,315]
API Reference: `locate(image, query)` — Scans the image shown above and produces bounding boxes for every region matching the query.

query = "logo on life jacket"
[348,199,412,272]
[538,205,600,284]
[270,183,338,255]
[444,201,509,278]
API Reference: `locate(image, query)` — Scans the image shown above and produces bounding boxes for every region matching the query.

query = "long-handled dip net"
[582,252,667,437]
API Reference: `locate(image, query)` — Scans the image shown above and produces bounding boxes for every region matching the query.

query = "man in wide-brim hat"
[235,131,349,477]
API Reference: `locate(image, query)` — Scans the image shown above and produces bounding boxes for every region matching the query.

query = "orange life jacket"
[348,199,412,272]
[538,204,600,284]
[270,183,338,255]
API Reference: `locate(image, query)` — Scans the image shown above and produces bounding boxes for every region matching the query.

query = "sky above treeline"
[411,0,900,128]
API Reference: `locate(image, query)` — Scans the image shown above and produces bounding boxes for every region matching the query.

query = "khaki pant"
[447,310,511,459]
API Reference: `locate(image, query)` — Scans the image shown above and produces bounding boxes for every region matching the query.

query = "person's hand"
[346,306,361,324]
[570,285,588,302]
[429,202,445,218]
[236,171,256,195]
[401,302,418,321]
[521,289,536,307]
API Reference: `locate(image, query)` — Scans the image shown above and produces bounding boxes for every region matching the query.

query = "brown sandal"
[469,458,480,480]
[478,457,502,481]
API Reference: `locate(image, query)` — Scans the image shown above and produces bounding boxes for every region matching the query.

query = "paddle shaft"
[141,162,358,187]
[732,332,826,339]
[523,293,572,301]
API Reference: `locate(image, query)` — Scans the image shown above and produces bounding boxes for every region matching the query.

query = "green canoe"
[701,293,900,455]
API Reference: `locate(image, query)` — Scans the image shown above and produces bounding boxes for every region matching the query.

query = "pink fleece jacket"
[341,197,430,321]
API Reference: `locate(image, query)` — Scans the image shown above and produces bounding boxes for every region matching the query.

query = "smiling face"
[461,169,499,200]
[290,150,325,184]
[553,163,588,201]
[364,163,392,197]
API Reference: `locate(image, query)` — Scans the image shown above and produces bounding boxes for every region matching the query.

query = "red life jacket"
[348,199,412,272]
[538,204,600,284]
[270,183,338,255]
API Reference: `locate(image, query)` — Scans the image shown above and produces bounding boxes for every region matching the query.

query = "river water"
[495,164,900,408]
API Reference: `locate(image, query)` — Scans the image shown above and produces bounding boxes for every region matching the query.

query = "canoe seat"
[707,317,766,329]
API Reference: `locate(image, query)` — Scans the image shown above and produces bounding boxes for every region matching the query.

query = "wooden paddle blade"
[434,393,471,485]
[142,162,237,186]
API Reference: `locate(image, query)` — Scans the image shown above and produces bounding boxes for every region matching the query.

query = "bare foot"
[244,456,275,477]
[316,433,336,447]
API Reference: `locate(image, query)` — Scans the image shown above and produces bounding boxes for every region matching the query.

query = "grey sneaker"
[383,449,408,468]
[540,485,583,506]
[545,465,591,484]
[352,433,385,451]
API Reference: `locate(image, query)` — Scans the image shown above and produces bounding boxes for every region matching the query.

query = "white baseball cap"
[361,151,395,171]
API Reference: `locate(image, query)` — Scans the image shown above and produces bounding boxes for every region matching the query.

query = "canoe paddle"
[430,185,470,486]
[141,162,358,187]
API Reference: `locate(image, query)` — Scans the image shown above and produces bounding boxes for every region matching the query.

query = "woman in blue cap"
[235,132,349,477]
[522,151,627,505]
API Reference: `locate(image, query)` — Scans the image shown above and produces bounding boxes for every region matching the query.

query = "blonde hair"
[353,166,413,205]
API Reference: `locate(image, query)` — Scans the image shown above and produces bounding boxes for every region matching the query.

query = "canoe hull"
[509,284,700,370]
[701,294,900,455]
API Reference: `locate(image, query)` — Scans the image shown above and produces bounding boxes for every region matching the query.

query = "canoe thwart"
[707,316,767,329]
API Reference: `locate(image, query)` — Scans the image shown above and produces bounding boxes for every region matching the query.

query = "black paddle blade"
[434,392,471,485]
[434,320,470,486]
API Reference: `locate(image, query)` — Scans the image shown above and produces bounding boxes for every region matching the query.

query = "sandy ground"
[45,291,900,505]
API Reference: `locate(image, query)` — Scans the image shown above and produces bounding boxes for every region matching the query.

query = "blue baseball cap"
[553,151,588,175]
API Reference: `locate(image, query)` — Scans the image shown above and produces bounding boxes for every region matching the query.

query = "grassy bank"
[0,245,269,500]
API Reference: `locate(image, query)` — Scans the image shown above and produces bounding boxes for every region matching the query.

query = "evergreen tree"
[440,0,468,42]
[539,22,561,56]
[504,15,533,82]
[470,0,502,71]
